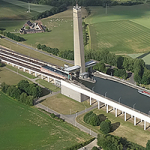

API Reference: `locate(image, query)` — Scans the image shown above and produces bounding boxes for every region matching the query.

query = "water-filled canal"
[82,77,150,115]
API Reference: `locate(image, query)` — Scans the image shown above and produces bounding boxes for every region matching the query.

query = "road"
[1,36,74,65]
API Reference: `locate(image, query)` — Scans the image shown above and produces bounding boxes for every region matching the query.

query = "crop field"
[19,7,87,51]
[3,0,52,13]
[0,91,92,150]
[0,0,52,32]
[85,4,150,55]
[76,108,150,147]
[42,93,90,114]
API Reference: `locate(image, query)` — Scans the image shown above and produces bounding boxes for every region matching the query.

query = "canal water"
[81,77,150,115]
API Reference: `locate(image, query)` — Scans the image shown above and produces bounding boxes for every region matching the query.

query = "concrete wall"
[61,84,88,102]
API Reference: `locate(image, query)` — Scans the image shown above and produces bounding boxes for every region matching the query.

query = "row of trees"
[37,44,59,55]
[1,80,42,106]
[97,134,147,150]
[32,3,67,20]
[19,0,144,7]
[37,44,74,60]
[82,22,89,46]
[0,31,25,42]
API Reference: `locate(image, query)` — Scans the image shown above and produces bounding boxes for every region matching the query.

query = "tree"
[100,119,111,134]
[37,44,41,49]
[19,92,27,103]
[146,140,150,150]
[92,146,99,150]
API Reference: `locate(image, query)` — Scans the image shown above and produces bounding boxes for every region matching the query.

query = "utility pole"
[106,3,107,15]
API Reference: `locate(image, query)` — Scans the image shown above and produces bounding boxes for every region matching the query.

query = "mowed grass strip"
[0,91,92,150]
[0,67,27,85]
[0,39,68,66]
[42,93,90,114]
[76,108,150,147]
[36,79,60,92]
[89,20,150,54]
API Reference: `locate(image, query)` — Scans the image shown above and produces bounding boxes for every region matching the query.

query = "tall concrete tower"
[73,4,85,74]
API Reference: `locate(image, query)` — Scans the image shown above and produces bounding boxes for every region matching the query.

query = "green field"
[19,7,87,51]
[0,67,27,85]
[0,91,92,150]
[0,0,52,32]
[85,4,150,55]
[76,108,150,147]
[3,0,52,13]
[42,93,90,114]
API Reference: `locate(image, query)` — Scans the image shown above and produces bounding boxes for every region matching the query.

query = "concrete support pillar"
[23,68,25,72]
[35,72,37,77]
[113,107,115,110]
[48,77,50,82]
[106,104,108,113]
[115,108,117,117]
[54,78,56,84]
[98,101,100,109]
[29,69,31,74]
[18,66,20,69]
[131,114,133,118]
[41,75,43,79]
[90,97,92,105]
[124,112,126,121]
[134,116,136,126]
[144,121,146,130]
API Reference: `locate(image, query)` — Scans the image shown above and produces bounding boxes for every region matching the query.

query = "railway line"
[0,47,63,85]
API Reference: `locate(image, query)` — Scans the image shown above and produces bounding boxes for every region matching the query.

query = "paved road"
[1,36,74,65]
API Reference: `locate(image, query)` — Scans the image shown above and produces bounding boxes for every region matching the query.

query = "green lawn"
[36,79,60,92]
[85,4,150,54]
[0,91,92,150]
[0,67,27,85]
[42,93,90,114]
[76,108,150,147]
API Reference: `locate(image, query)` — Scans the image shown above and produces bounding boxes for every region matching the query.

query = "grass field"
[36,79,60,92]
[85,4,150,55]
[19,7,87,51]
[3,0,52,13]
[0,91,92,150]
[0,39,69,66]
[0,67,27,85]
[42,93,90,114]
[76,108,150,147]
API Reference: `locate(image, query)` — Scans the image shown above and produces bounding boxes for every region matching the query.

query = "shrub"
[100,119,111,134]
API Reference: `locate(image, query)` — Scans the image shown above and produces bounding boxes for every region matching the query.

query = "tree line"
[0,31,25,42]
[37,44,74,60]
[1,80,42,106]
[32,3,67,20]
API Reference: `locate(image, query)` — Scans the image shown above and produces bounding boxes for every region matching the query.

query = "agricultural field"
[76,108,150,147]
[42,93,90,114]
[0,0,52,32]
[85,4,150,55]
[19,7,88,51]
[0,91,92,150]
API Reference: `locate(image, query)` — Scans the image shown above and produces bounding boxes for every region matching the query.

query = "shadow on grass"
[111,122,120,132]
[137,51,150,59]
[99,114,107,122]
[41,87,51,96]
